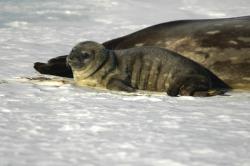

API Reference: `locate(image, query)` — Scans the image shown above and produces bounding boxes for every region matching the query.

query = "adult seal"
[34,16,250,90]
[67,41,229,96]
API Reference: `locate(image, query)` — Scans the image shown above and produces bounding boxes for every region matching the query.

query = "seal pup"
[67,41,230,96]
[34,16,250,90]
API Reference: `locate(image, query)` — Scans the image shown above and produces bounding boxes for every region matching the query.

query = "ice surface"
[0,0,250,166]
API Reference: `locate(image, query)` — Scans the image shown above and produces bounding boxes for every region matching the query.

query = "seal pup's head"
[67,41,109,81]
[67,41,106,69]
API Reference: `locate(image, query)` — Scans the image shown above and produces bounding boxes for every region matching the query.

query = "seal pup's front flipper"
[106,78,135,92]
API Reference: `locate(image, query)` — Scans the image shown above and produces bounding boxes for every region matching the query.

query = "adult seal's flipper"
[34,55,73,78]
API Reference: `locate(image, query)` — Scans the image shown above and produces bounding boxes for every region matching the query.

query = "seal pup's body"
[67,41,229,96]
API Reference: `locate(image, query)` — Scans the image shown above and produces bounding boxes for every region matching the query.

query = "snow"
[0,0,250,166]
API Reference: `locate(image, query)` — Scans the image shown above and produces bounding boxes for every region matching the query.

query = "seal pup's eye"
[81,51,88,55]
[80,51,92,65]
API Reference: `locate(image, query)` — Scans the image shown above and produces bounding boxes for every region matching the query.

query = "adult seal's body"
[34,16,250,90]
[67,41,229,96]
